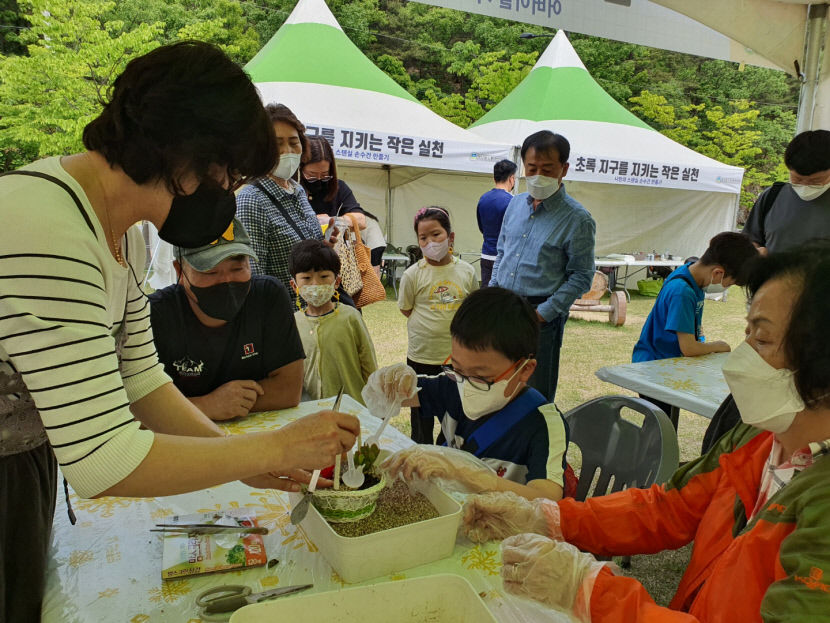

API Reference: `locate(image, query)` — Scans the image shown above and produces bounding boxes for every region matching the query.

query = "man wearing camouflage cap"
[150,219,304,419]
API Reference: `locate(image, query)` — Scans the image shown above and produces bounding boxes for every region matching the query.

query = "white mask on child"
[299,283,335,307]
[422,239,450,262]
[456,361,528,420]
[704,272,725,295]
[722,341,804,434]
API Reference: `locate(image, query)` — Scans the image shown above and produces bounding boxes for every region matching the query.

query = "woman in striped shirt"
[0,42,359,622]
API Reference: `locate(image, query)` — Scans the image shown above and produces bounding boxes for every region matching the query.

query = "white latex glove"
[501,533,604,616]
[463,491,560,543]
[382,445,499,494]
[362,363,418,406]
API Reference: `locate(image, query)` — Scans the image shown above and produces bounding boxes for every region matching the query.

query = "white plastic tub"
[289,480,462,584]
[230,573,496,623]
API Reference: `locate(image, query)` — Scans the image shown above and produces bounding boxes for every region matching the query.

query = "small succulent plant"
[353,443,381,475]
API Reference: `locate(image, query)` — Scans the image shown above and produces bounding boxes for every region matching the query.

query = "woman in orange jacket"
[462,241,830,622]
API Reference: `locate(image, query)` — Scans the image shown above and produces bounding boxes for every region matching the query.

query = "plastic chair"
[564,396,679,567]
[564,396,679,502]
[405,244,422,266]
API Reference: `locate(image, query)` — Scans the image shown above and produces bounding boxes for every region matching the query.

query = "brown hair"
[413,206,452,235]
[301,136,339,202]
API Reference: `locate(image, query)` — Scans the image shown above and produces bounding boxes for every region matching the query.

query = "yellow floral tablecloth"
[595,352,729,418]
[42,395,573,623]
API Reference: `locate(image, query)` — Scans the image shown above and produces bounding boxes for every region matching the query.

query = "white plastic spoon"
[364,403,397,448]
[341,447,365,489]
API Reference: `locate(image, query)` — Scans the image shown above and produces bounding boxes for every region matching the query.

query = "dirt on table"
[330,479,439,537]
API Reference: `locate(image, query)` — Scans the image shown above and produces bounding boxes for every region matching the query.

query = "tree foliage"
[0,0,161,165]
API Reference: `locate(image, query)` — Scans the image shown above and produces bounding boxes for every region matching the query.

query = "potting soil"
[330,479,439,537]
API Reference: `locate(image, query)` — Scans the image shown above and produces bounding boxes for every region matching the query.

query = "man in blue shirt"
[632,232,757,418]
[491,131,596,402]
[477,159,517,286]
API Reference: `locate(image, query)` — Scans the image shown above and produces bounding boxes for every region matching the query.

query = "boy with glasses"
[370,287,568,500]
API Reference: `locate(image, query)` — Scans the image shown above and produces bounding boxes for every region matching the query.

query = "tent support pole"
[797,4,827,134]
[383,164,392,243]
[510,146,522,195]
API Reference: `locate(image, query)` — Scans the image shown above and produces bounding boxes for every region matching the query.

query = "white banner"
[567,151,743,193]
[408,0,780,70]
[303,122,510,172]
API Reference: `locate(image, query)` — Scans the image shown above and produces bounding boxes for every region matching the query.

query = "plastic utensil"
[333,454,341,491]
[289,469,321,525]
[291,388,345,523]
[341,448,364,489]
[364,403,396,447]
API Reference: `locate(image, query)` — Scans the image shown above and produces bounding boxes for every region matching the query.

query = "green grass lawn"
[361,283,750,606]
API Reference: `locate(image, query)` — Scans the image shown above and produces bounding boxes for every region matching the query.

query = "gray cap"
[175,218,258,272]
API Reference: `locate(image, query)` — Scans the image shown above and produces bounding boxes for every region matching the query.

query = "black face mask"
[159,181,237,248]
[189,280,251,321]
[305,180,327,197]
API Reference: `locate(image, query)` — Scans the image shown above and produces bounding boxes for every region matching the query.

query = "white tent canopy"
[469,31,744,258]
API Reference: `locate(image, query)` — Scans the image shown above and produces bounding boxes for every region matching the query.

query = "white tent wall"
[567,183,739,258]
[337,165,390,224]
[566,182,739,290]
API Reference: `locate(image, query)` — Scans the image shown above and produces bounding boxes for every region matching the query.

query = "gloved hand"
[501,533,605,616]
[382,445,499,494]
[362,363,418,417]
[462,491,559,543]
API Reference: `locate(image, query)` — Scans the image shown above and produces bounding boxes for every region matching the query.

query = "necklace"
[105,205,125,266]
[81,152,125,267]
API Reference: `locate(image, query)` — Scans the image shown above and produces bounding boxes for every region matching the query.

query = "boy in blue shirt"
[371,287,568,501]
[632,232,757,416]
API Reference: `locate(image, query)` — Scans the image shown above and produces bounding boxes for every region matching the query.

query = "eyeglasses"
[303,174,333,183]
[441,356,530,391]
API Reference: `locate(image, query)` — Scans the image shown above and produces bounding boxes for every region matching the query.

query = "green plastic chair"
[564,396,679,502]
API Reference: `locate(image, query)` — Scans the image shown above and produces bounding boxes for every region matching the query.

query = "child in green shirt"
[290,240,377,405]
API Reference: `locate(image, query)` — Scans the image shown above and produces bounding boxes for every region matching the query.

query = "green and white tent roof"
[246,0,510,173]
[470,31,743,194]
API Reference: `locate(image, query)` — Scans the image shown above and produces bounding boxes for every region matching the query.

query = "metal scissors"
[196,583,312,620]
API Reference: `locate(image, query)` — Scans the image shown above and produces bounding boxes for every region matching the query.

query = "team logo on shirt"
[172,356,204,377]
[242,342,258,360]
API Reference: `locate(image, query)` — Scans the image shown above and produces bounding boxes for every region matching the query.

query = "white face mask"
[791,182,830,201]
[722,341,804,434]
[299,283,335,308]
[422,239,449,262]
[525,175,561,201]
[704,272,725,295]
[273,152,301,180]
[456,361,528,420]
